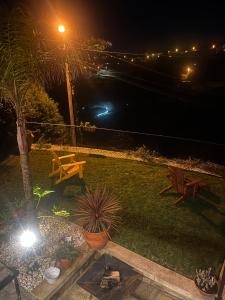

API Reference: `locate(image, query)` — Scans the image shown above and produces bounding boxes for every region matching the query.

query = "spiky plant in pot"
[195,267,218,295]
[76,187,121,250]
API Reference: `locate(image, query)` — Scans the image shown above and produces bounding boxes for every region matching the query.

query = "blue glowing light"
[97,107,109,117]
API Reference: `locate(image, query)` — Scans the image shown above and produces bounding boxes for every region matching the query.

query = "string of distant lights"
[26,121,225,148]
[73,43,222,102]
[82,42,223,63]
[81,49,196,94]
[79,42,222,84]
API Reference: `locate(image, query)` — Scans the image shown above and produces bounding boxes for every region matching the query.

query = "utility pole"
[58,24,76,146]
[65,62,76,146]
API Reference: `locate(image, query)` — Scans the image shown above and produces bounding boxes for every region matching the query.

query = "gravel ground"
[0,217,85,292]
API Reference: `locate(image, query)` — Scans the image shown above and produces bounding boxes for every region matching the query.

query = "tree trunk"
[16,107,34,221]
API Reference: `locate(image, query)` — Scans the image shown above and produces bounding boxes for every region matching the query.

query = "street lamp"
[58,24,65,33]
[58,24,76,146]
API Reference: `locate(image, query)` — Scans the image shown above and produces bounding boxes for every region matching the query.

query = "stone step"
[133,279,183,300]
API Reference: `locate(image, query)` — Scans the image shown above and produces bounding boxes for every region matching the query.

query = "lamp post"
[58,24,76,146]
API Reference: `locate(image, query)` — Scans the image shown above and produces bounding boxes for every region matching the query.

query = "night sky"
[1,0,225,162]
[1,0,225,51]
[68,0,225,51]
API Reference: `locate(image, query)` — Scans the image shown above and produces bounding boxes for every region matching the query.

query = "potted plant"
[195,268,218,295]
[76,187,121,250]
[56,244,79,270]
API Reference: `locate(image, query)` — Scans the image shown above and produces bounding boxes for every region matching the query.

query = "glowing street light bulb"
[211,44,216,49]
[58,24,65,33]
[175,48,179,52]
[146,55,150,59]
[20,230,37,248]
[192,46,196,51]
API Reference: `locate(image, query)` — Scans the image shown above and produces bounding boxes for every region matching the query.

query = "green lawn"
[1,150,225,278]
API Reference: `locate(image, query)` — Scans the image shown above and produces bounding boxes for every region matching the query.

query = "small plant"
[33,185,54,209]
[52,205,70,217]
[76,187,121,233]
[55,244,79,261]
[195,268,218,294]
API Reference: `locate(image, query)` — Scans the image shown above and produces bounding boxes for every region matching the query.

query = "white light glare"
[20,230,37,248]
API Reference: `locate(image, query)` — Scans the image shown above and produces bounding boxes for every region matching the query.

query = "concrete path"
[60,277,183,300]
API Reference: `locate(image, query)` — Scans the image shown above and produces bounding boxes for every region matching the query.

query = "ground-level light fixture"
[19,230,37,248]
[58,24,65,33]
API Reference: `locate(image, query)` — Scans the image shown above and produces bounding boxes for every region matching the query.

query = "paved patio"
[60,277,182,300]
[0,241,220,300]
[0,281,31,300]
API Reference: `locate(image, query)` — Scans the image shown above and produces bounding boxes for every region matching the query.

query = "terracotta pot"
[194,278,218,296]
[83,230,108,250]
[60,258,72,270]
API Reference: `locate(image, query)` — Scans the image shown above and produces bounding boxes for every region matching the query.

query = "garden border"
[32,144,222,178]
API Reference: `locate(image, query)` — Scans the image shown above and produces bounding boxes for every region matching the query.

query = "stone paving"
[0,281,31,300]
[60,277,184,300]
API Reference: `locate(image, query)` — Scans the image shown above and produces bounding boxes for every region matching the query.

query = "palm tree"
[0,7,44,218]
[0,6,111,222]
